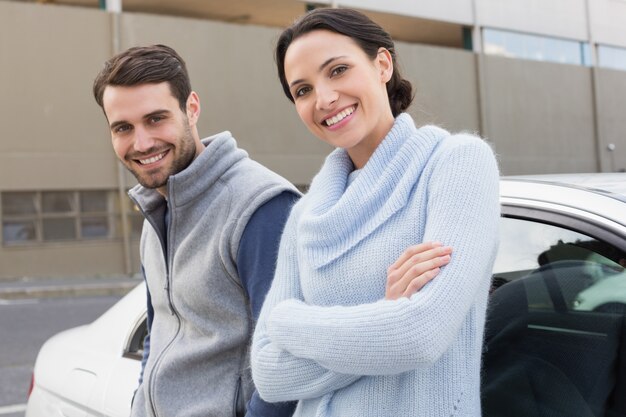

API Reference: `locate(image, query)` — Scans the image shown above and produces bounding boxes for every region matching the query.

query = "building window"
[1,190,143,245]
[42,191,77,241]
[2,192,38,244]
[483,28,589,66]
[80,191,111,239]
[598,44,626,71]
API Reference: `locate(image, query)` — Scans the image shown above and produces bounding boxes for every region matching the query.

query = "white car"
[25,283,146,417]
[26,173,626,417]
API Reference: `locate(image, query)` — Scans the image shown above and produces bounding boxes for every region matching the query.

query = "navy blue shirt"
[139,191,299,417]
[237,191,299,417]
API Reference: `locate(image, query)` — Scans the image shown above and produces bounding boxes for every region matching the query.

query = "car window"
[483,216,626,417]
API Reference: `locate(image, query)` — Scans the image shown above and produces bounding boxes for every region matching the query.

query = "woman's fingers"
[392,254,450,298]
[387,243,452,287]
[387,242,440,274]
[385,246,452,300]
[402,268,440,298]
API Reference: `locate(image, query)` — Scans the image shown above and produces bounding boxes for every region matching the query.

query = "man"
[93,44,299,417]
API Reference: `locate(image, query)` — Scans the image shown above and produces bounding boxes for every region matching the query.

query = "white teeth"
[325,106,355,126]
[139,152,165,165]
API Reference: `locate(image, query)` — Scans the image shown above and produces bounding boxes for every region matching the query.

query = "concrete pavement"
[0,275,141,300]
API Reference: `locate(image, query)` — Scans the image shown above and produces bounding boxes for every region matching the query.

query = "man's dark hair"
[275,8,414,117]
[93,44,191,111]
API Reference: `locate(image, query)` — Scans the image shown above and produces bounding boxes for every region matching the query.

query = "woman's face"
[284,30,395,168]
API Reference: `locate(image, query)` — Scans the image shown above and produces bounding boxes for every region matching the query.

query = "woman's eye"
[295,86,311,98]
[331,65,348,77]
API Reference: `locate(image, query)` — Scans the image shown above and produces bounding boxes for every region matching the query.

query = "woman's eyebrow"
[288,56,347,88]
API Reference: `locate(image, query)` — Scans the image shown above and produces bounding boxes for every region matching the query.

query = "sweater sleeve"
[266,137,500,376]
[251,209,360,402]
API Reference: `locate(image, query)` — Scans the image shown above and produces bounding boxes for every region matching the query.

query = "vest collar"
[129,131,247,213]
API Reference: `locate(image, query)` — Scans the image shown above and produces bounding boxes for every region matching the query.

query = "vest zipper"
[135,202,174,316]
[129,195,181,417]
[147,199,182,417]
[164,199,176,316]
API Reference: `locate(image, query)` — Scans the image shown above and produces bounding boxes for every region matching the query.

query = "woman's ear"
[376,47,393,83]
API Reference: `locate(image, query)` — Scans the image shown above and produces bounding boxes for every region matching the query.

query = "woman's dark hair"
[275,8,413,117]
[93,44,191,112]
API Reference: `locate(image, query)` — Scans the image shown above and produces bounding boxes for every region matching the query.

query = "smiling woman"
[251,8,501,417]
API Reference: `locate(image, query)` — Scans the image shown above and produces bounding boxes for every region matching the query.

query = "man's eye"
[149,116,163,124]
[114,125,131,134]
[330,65,348,77]
[295,86,311,98]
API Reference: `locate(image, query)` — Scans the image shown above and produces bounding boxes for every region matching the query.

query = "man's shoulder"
[199,130,293,190]
[226,157,297,196]
[198,130,299,208]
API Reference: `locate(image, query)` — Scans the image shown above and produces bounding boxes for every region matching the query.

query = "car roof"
[502,173,626,201]
[500,173,626,228]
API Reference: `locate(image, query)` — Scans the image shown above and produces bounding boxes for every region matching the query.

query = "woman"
[251,8,500,416]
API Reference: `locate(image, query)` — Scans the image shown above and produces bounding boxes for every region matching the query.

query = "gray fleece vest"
[129,132,296,417]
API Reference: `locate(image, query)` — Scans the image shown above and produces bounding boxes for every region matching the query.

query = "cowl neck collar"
[298,113,448,269]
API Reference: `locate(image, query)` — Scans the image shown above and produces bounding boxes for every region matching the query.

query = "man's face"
[102,82,201,195]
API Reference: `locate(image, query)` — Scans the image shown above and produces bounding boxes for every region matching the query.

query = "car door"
[483,203,626,417]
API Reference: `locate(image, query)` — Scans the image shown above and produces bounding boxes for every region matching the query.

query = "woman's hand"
[385,242,452,300]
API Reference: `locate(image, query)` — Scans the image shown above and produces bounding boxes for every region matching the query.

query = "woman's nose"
[315,85,339,111]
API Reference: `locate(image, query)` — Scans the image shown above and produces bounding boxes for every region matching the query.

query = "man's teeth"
[139,153,165,165]
[325,106,355,126]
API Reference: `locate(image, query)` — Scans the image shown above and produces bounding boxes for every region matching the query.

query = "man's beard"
[128,124,197,190]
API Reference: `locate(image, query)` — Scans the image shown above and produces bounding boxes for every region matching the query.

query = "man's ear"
[376,48,393,83]
[186,91,201,125]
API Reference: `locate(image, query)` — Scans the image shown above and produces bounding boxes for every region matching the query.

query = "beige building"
[1,0,625,279]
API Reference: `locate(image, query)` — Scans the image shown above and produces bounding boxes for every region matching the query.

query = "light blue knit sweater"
[251,114,500,416]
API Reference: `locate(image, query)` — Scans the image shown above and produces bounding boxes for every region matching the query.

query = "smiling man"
[93,45,298,417]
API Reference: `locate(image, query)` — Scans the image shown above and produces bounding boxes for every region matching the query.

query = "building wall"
[480,56,597,174]
[1,1,626,278]
[588,0,626,46]
[595,68,626,172]
[0,2,117,191]
[396,43,481,133]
